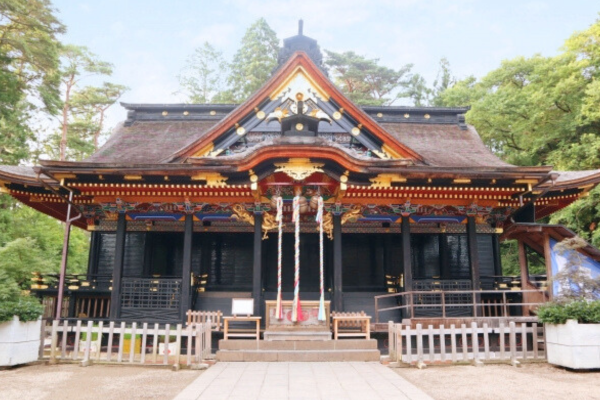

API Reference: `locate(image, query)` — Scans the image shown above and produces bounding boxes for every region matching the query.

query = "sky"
[51,0,600,130]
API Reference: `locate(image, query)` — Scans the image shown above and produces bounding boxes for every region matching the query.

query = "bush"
[0,295,44,323]
[537,300,600,324]
[0,269,44,323]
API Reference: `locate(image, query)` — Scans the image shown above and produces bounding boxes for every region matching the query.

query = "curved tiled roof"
[84,120,218,164]
[79,115,514,169]
[0,165,38,178]
[381,123,513,168]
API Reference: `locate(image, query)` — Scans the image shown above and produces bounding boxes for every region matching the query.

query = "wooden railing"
[374,288,548,323]
[43,319,212,369]
[388,320,545,365]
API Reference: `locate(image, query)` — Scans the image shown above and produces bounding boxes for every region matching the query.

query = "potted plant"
[0,275,44,366]
[537,237,600,369]
[123,333,142,354]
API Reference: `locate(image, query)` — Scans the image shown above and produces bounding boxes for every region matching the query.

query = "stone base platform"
[216,339,380,362]
[263,330,332,341]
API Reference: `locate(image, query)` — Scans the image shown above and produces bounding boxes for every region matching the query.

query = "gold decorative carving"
[333,111,341,120]
[341,205,363,225]
[232,205,279,240]
[261,212,279,240]
[369,173,407,188]
[381,144,403,160]
[124,175,143,181]
[191,142,215,158]
[55,173,77,180]
[207,148,224,157]
[232,204,254,226]
[274,158,324,181]
[321,212,334,240]
[453,178,472,184]
[190,172,228,186]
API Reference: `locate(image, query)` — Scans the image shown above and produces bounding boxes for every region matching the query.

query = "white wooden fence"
[388,321,545,365]
[44,320,212,369]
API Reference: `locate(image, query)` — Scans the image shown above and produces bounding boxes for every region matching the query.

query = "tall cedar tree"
[227,18,279,102]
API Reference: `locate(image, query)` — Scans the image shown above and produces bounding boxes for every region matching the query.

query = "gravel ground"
[395,362,600,400]
[2,361,599,400]
[0,362,201,400]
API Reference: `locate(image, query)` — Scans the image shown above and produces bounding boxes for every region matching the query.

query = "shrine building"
[2,25,600,329]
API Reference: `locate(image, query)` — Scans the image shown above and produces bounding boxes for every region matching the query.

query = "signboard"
[231,298,254,316]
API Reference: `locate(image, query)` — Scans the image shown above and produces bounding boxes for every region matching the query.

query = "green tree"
[227,18,279,102]
[70,82,128,152]
[0,0,64,164]
[430,57,456,106]
[56,45,113,161]
[177,42,228,103]
[400,73,430,107]
[325,50,413,106]
[0,200,89,279]
[439,18,600,246]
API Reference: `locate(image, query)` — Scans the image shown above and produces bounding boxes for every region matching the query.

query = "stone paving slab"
[173,362,434,400]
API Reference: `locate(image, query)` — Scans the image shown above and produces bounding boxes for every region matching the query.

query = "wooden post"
[49,320,58,364]
[87,231,100,276]
[543,232,554,300]
[56,191,73,320]
[181,214,193,322]
[110,213,126,319]
[467,217,481,316]
[333,213,343,311]
[401,217,412,318]
[492,234,503,276]
[518,239,530,316]
[252,212,263,317]
[440,324,446,362]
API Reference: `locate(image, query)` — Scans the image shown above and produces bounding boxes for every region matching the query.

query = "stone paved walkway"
[173,362,433,400]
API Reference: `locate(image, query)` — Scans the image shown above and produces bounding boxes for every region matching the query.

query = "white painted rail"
[44,319,212,368]
[388,320,545,365]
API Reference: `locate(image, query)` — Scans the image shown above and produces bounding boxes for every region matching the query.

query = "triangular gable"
[165,52,423,164]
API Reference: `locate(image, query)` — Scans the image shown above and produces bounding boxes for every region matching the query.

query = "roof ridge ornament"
[275,21,327,75]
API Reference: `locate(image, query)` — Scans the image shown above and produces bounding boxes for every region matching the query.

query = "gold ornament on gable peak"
[274,158,325,181]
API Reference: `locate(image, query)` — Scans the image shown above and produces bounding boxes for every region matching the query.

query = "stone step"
[216,349,381,362]
[263,330,332,341]
[218,339,378,351]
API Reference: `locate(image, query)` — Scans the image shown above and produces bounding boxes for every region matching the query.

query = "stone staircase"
[216,339,380,362]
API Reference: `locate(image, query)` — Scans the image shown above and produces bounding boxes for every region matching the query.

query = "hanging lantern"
[270,194,281,209]
[309,194,320,209]
[297,195,308,214]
